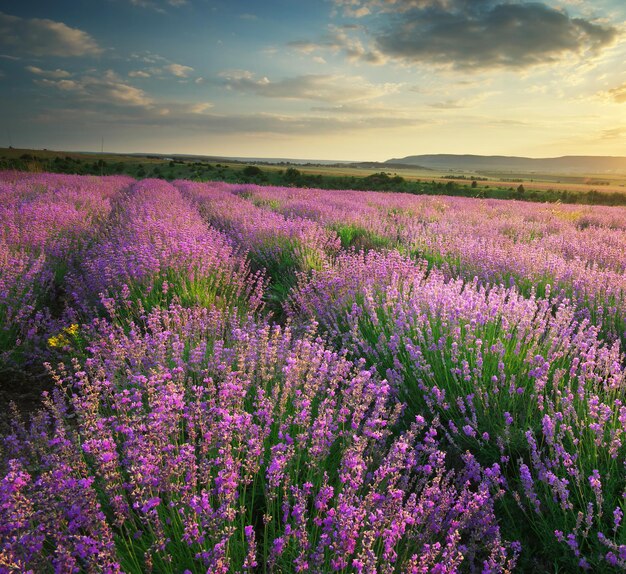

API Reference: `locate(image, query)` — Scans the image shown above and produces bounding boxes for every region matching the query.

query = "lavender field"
[2,172,626,573]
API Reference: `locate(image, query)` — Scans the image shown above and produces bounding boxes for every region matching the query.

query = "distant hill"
[159,154,356,166]
[345,161,432,171]
[385,154,626,174]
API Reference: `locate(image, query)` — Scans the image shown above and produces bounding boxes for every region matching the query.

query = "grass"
[332,223,395,251]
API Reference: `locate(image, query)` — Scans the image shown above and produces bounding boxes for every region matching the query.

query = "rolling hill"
[385,154,626,174]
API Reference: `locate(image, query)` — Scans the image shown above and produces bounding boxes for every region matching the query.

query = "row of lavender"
[0,173,134,367]
[1,175,516,572]
[234,183,626,344]
[175,181,340,309]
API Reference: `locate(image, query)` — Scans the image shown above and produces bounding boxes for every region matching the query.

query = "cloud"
[126,59,194,79]
[0,12,101,57]
[35,70,153,107]
[309,101,413,117]
[130,51,168,64]
[128,70,151,78]
[428,99,469,109]
[170,110,424,135]
[601,126,626,139]
[165,63,193,77]
[35,105,424,137]
[32,69,217,122]
[330,1,618,71]
[333,1,372,18]
[128,0,187,9]
[25,66,72,79]
[288,26,387,64]
[607,83,626,103]
[335,0,476,15]
[288,41,320,55]
[427,90,498,109]
[189,102,213,114]
[220,70,399,102]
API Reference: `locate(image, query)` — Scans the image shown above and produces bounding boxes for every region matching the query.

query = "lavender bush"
[1,304,516,572]
[2,172,625,571]
[290,250,626,569]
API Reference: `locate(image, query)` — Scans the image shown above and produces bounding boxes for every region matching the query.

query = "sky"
[1,0,626,161]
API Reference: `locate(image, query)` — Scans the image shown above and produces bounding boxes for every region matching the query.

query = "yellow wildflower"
[47,324,79,348]
[64,324,79,336]
[48,334,68,348]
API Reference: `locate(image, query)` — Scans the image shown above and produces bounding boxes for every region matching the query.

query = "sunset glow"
[1,0,625,159]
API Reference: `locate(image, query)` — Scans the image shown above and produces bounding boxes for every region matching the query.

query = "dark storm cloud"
[342,1,618,70]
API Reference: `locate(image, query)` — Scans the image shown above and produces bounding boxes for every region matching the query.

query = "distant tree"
[471,180,478,188]
[285,167,301,181]
[242,165,263,177]
[517,184,525,195]
[365,172,388,181]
